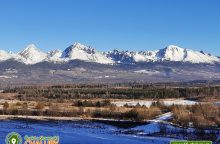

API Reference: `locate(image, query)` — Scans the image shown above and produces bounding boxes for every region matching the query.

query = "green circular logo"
[5,132,22,144]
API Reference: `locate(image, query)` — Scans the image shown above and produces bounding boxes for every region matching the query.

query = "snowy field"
[0,120,172,144]
[112,99,197,107]
[0,112,219,144]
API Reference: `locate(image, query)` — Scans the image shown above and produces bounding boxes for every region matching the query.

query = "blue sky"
[0,0,219,55]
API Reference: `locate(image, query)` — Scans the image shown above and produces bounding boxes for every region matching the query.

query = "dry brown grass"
[172,103,220,128]
[0,93,17,100]
[35,102,45,110]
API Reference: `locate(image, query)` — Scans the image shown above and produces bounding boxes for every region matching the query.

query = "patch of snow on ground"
[112,100,197,108]
[153,112,173,121]
[134,69,160,75]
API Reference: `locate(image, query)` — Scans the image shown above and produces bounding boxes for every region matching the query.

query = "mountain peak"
[62,42,96,58]
[65,42,91,51]
[61,42,113,64]
[73,42,88,49]
[19,44,43,56]
[23,44,38,51]
[27,43,37,48]
[19,44,47,64]
[47,49,62,62]
[48,49,62,56]
[165,45,184,51]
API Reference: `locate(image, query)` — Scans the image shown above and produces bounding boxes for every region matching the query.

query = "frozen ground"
[0,119,173,144]
[112,99,197,107]
[0,114,219,144]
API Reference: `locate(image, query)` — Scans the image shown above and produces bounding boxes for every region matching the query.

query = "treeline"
[73,100,111,107]
[4,84,220,100]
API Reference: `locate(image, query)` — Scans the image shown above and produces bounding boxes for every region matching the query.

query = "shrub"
[172,104,220,128]
[3,102,9,110]
[35,102,45,111]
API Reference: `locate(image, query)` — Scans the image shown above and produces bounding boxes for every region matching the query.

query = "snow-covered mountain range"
[0,43,219,64]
